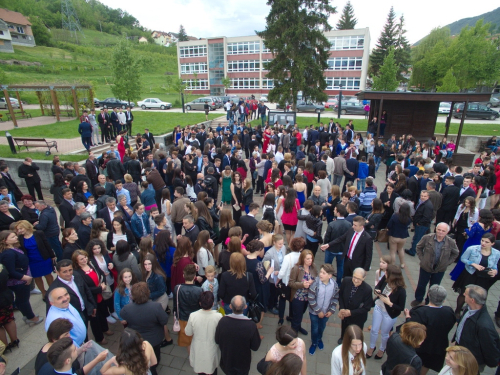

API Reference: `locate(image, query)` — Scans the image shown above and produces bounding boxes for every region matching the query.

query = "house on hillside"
[0,9,35,48]
[138,37,148,43]
[0,20,14,53]
[151,31,177,47]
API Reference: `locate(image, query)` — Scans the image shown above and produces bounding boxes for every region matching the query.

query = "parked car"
[184,97,218,111]
[453,103,499,120]
[438,102,451,114]
[487,94,500,108]
[99,98,135,109]
[324,98,338,108]
[137,98,172,110]
[0,98,20,109]
[332,101,365,115]
[213,97,223,108]
[296,100,324,113]
[94,98,100,108]
[259,96,269,102]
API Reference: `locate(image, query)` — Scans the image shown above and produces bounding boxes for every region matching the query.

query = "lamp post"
[337,83,344,119]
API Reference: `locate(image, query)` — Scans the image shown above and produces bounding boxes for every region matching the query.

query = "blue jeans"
[324,251,344,285]
[226,110,231,120]
[357,179,366,192]
[374,156,381,171]
[47,235,63,261]
[309,312,329,345]
[414,268,445,303]
[9,283,35,319]
[261,114,266,127]
[239,114,245,123]
[408,225,429,255]
[333,174,343,187]
[291,298,308,332]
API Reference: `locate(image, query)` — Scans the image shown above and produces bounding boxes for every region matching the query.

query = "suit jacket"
[196,131,207,150]
[18,163,41,184]
[459,186,476,204]
[326,228,373,271]
[345,158,359,180]
[69,215,81,231]
[110,111,119,126]
[59,200,76,228]
[454,175,464,188]
[338,277,373,327]
[78,122,92,138]
[239,214,259,246]
[143,132,155,146]
[85,159,99,185]
[125,110,134,124]
[97,207,114,230]
[45,275,96,319]
[97,112,110,128]
[323,218,353,254]
[413,199,433,227]
[440,184,460,209]
[407,176,420,204]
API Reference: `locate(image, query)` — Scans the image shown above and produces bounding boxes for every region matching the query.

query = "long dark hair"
[112,217,127,234]
[398,203,412,224]
[116,240,131,262]
[141,253,166,281]
[194,200,213,227]
[284,188,297,213]
[116,328,149,375]
[85,239,108,259]
[53,173,66,187]
[154,230,175,264]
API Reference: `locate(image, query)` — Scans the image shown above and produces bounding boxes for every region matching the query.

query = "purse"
[173,285,181,332]
[101,284,113,300]
[376,229,389,243]
[246,273,264,323]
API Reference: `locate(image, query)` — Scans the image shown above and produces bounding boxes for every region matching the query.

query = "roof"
[356,91,491,102]
[0,8,31,26]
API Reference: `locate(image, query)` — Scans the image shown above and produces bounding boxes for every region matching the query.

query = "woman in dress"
[281,188,300,244]
[114,268,138,326]
[75,181,91,205]
[331,324,367,375]
[257,220,274,252]
[20,195,38,225]
[0,201,21,231]
[263,126,272,153]
[367,264,407,360]
[221,167,233,205]
[437,346,478,375]
[72,249,113,344]
[107,217,137,253]
[230,171,243,225]
[245,240,274,332]
[242,178,254,214]
[264,325,307,375]
[451,197,478,255]
[116,130,126,162]
[293,175,307,208]
[379,183,399,230]
[262,234,286,318]
[154,230,176,296]
[452,233,499,317]
[450,209,493,281]
[14,220,55,299]
[288,250,317,335]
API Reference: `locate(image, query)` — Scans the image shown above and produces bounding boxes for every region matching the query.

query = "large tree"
[394,15,411,82]
[336,1,357,30]
[178,25,188,42]
[369,6,397,77]
[437,69,460,92]
[257,0,336,110]
[372,46,399,91]
[111,39,142,104]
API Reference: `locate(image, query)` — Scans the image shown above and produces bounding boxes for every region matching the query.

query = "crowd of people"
[0,109,499,375]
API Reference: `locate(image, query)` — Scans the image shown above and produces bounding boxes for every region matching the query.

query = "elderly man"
[215,295,261,375]
[337,268,373,344]
[411,223,459,307]
[69,202,86,232]
[180,215,199,246]
[34,200,63,261]
[94,174,116,198]
[453,285,500,373]
[404,285,456,375]
[45,287,88,347]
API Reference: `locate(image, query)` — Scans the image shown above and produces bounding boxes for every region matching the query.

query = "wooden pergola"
[1,84,94,128]
[356,91,492,166]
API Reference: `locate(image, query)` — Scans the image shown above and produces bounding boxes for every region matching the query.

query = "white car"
[259,96,268,102]
[0,98,20,109]
[137,98,172,110]
[438,102,451,114]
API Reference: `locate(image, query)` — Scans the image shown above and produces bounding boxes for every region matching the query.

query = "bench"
[13,137,58,155]
[7,111,32,121]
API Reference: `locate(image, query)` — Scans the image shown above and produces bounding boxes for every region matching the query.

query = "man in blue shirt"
[115,180,131,205]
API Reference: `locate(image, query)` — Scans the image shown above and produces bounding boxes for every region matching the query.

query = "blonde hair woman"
[438,346,478,375]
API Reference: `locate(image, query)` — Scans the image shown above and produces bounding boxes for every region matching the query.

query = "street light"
[337,83,344,119]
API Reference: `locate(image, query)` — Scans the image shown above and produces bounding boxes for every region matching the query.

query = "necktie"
[347,232,359,259]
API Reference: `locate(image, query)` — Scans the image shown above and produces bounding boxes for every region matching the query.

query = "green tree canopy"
[29,16,53,46]
[394,15,411,82]
[437,69,459,92]
[369,6,397,77]
[111,39,142,104]
[178,25,188,42]
[336,1,357,30]
[372,46,399,91]
[257,0,336,110]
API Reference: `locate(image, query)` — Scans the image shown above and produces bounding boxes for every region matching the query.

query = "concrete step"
[69,139,137,156]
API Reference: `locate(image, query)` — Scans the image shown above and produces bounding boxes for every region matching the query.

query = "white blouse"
[331,343,367,375]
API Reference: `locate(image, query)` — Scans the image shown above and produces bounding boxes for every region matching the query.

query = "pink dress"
[269,338,305,362]
[281,198,300,226]
[117,136,125,162]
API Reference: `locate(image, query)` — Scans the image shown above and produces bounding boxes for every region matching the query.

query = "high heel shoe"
[375,350,386,360]
[6,339,19,352]
[366,346,376,359]
[27,316,44,327]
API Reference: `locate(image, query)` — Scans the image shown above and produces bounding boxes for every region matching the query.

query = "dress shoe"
[298,327,308,335]
[160,339,173,347]
[404,249,415,256]
[410,300,423,308]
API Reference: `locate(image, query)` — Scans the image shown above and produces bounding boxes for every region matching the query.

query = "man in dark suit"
[110,107,120,138]
[313,155,327,176]
[85,152,99,188]
[69,202,86,231]
[240,203,260,246]
[196,125,207,150]
[343,157,359,193]
[338,269,373,344]
[69,166,92,195]
[0,164,23,202]
[59,188,76,228]
[97,197,119,230]
[143,128,155,147]
[406,190,434,256]
[408,170,423,205]
[321,216,373,277]
[97,108,111,143]
[436,176,460,225]
[18,157,43,200]
[125,106,134,134]
[45,259,96,324]
[94,174,116,198]
[458,176,476,204]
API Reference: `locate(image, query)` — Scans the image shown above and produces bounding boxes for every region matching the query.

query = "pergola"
[1,84,94,127]
[356,91,492,166]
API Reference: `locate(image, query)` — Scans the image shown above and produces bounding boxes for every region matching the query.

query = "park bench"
[12,137,58,155]
[7,111,32,121]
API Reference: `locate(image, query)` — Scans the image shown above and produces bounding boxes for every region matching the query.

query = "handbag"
[246,273,264,323]
[173,285,181,332]
[101,284,113,300]
[376,229,389,243]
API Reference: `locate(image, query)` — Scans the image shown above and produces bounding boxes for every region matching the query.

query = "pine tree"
[257,0,336,110]
[437,69,459,92]
[336,1,357,30]
[369,7,397,77]
[394,15,411,82]
[372,47,399,91]
[178,25,188,42]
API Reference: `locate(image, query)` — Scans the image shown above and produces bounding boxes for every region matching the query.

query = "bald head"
[197,173,204,180]
[230,295,247,314]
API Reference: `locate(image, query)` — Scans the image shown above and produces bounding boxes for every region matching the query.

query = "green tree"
[257,0,336,110]
[336,1,357,30]
[369,6,397,77]
[437,69,459,92]
[394,15,411,82]
[221,77,232,94]
[29,16,52,46]
[165,75,187,99]
[111,39,142,104]
[178,25,188,42]
[372,47,399,91]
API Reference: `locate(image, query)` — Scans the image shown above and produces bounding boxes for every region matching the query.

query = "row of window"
[326,77,361,90]
[327,57,363,70]
[180,62,207,74]
[179,45,207,57]
[328,35,364,50]
[183,79,209,90]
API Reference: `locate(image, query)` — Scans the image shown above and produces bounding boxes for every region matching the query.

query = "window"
[227,60,260,72]
[0,31,4,35]
[262,79,275,89]
[179,45,207,58]
[180,62,208,74]
[16,26,24,34]
[231,78,260,89]
[183,79,209,90]
[262,59,272,71]
[11,35,18,39]
[22,35,27,39]
[325,77,360,90]
[327,57,362,70]
[262,42,271,53]
[227,41,260,55]
[328,35,364,50]
[7,24,13,30]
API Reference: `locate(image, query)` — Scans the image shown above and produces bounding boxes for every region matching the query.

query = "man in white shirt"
[117,108,126,133]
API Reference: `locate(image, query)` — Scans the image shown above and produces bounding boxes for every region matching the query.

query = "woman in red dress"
[116,130,126,162]
[263,126,272,154]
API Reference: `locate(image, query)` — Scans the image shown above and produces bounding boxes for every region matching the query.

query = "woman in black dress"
[0,201,21,231]
[230,171,243,225]
[183,154,197,184]
[379,183,399,230]
[20,195,38,225]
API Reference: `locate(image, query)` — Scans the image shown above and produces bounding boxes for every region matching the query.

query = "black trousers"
[99,126,106,143]
[89,299,109,343]
[343,258,356,278]
[155,188,163,212]
[27,182,43,200]
[174,222,183,237]
[150,343,161,375]
[126,121,132,134]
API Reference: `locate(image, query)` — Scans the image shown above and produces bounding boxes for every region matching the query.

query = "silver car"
[184,97,218,111]
[0,98,19,109]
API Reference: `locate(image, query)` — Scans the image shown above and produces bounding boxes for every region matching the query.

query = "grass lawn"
[0,112,222,139]
[0,145,86,162]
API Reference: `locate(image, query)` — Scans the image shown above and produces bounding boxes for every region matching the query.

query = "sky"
[99,0,497,49]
